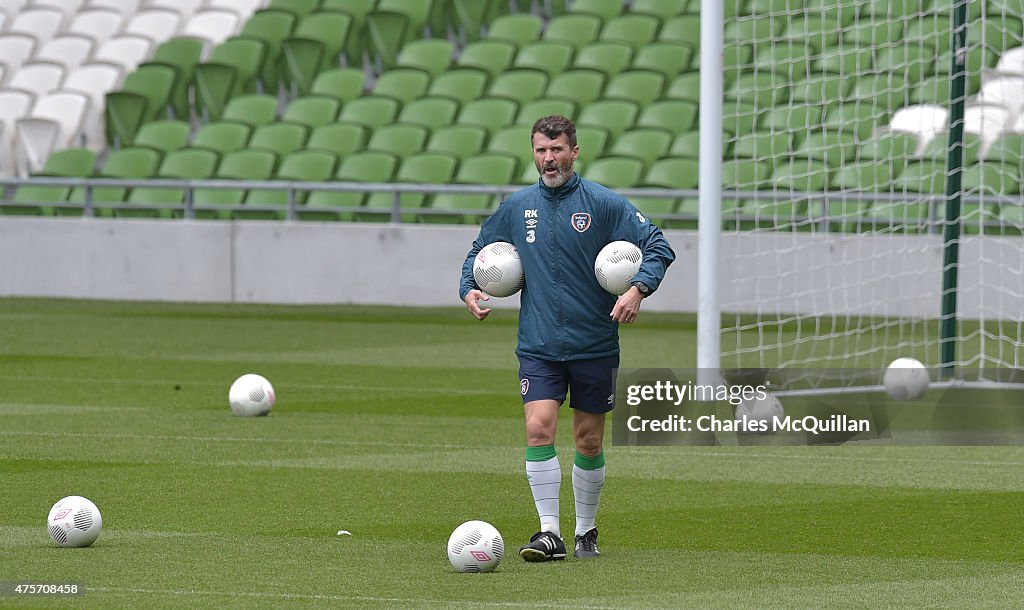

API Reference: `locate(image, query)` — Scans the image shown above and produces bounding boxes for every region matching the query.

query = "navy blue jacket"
[460,173,676,361]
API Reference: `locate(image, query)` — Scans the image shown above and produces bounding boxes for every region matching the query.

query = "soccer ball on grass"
[735,393,784,434]
[229,373,275,417]
[47,495,102,548]
[447,520,504,573]
[594,241,642,295]
[883,357,929,400]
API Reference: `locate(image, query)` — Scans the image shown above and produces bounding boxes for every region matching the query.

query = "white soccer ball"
[735,393,784,434]
[594,241,642,295]
[447,520,504,573]
[229,373,275,417]
[883,357,929,400]
[47,496,102,548]
[473,242,524,298]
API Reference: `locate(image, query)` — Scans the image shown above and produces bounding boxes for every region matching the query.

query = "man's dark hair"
[531,114,577,148]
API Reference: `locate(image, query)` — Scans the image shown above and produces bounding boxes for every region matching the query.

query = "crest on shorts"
[520,379,529,395]
[570,213,591,233]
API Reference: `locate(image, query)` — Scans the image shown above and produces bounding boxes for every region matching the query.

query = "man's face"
[532,131,578,188]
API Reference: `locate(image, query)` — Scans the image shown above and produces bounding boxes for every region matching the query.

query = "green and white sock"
[572,451,605,537]
[525,445,560,538]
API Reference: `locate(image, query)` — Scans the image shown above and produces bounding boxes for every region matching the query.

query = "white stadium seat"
[34,34,97,72]
[143,0,205,20]
[0,34,37,74]
[7,7,65,45]
[62,61,124,150]
[964,103,1011,156]
[976,77,1024,118]
[84,0,140,17]
[28,0,87,22]
[181,8,240,46]
[994,47,1024,77]
[68,8,125,45]
[0,87,35,177]
[203,0,266,20]
[122,8,182,44]
[6,60,64,98]
[888,104,949,154]
[91,35,153,72]
[16,89,90,175]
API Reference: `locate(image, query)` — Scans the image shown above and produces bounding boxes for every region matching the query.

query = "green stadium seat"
[281,95,340,129]
[372,68,431,103]
[221,94,279,128]
[516,99,578,126]
[365,10,410,73]
[960,163,1019,235]
[320,0,376,64]
[397,96,460,130]
[732,132,791,164]
[607,128,672,169]
[457,98,519,135]
[849,74,909,113]
[857,131,918,165]
[726,72,789,107]
[359,152,459,221]
[583,156,643,188]
[603,70,665,107]
[69,147,162,210]
[754,43,812,81]
[456,39,517,79]
[929,0,985,19]
[904,16,952,55]
[910,75,953,105]
[428,68,489,105]
[756,105,824,148]
[450,0,490,44]
[813,47,873,75]
[105,64,177,146]
[637,157,698,227]
[125,148,220,215]
[239,9,297,95]
[920,133,982,168]
[423,153,518,223]
[267,0,319,18]
[310,68,365,104]
[193,37,268,121]
[192,121,253,156]
[829,161,892,233]
[874,45,936,84]
[568,0,622,21]
[719,158,771,225]
[376,0,434,41]
[513,41,574,78]
[133,120,191,155]
[486,13,543,48]
[427,124,487,161]
[724,102,765,138]
[789,75,850,105]
[724,16,783,44]
[338,95,400,129]
[8,148,97,215]
[631,43,693,80]
[967,16,1024,53]
[796,132,857,170]
[282,11,354,95]
[546,69,605,106]
[780,16,841,53]
[572,41,632,78]
[193,149,278,217]
[307,122,368,158]
[875,160,945,232]
[664,72,701,104]
[631,0,688,20]
[804,0,858,26]
[575,126,609,165]
[577,100,638,140]
[822,105,881,140]
[746,0,805,12]
[248,122,310,158]
[487,69,549,105]
[757,160,831,230]
[598,15,659,52]
[366,122,429,160]
[636,100,698,137]
[842,18,903,47]
[243,149,339,217]
[544,14,602,50]
[305,151,399,219]
[146,36,205,120]
[487,125,532,172]
[893,161,946,193]
[982,133,1024,172]
[396,39,454,78]
[658,15,700,47]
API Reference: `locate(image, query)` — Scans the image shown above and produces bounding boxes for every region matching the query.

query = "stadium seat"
[35,35,95,72]
[724,15,783,45]
[304,151,399,219]
[247,122,310,158]
[994,47,1024,77]
[221,94,279,128]
[753,43,812,81]
[755,106,822,148]
[796,132,857,170]
[726,72,789,107]
[366,122,429,160]
[456,39,516,79]
[719,158,772,226]
[428,68,489,105]
[145,0,204,21]
[638,157,698,223]
[487,69,548,105]
[812,47,872,76]
[266,0,318,18]
[631,0,688,20]
[582,156,643,188]
[92,35,153,73]
[6,7,63,45]
[85,0,140,17]
[875,46,936,85]
[967,15,1024,54]
[977,77,1024,118]
[546,69,605,106]
[789,75,850,106]
[449,0,489,44]
[515,99,577,126]
[733,132,791,165]
[61,62,124,151]
[306,122,368,158]
[310,68,366,104]
[238,9,298,94]
[486,13,543,49]
[963,104,1011,154]
[603,70,665,107]
[827,161,893,232]
[124,148,219,214]
[607,128,672,169]
[904,16,952,56]
[338,95,400,129]
[543,14,602,50]
[193,148,278,216]
[657,15,699,47]
[68,146,160,209]
[857,131,919,166]
[242,149,339,217]
[376,0,434,40]
[822,104,880,141]
[7,148,97,215]
[397,96,460,130]
[888,104,949,154]
[358,152,458,221]
[760,160,831,230]
[423,153,518,223]
[0,89,35,177]
[457,98,519,135]
[781,15,841,53]
[181,9,240,46]
[663,72,701,104]
[426,124,487,161]
[487,125,532,173]
[396,38,453,78]
[513,40,573,78]
[105,63,176,146]
[598,15,659,52]
[567,0,622,21]
[7,61,63,99]
[192,121,252,155]
[193,37,268,121]
[982,133,1024,171]
[207,0,267,19]
[572,41,632,78]
[919,133,982,168]
[960,163,1019,234]
[280,95,340,129]
[122,8,183,45]
[146,37,205,121]
[0,34,36,76]
[631,43,692,80]
[577,100,639,140]
[282,11,354,95]
[133,119,190,154]
[373,68,431,104]
[364,9,409,73]
[15,91,90,176]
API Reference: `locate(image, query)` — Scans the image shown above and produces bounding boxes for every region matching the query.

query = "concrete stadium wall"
[0,217,1020,319]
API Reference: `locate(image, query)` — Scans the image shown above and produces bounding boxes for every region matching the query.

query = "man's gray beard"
[540,167,571,188]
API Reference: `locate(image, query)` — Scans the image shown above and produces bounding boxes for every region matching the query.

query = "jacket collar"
[538,172,581,199]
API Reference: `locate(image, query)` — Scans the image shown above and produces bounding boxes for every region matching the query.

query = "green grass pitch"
[1,298,1023,608]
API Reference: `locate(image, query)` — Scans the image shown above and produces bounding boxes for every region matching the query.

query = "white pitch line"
[88,586,626,609]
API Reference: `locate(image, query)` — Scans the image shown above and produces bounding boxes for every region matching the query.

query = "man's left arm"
[608,203,676,323]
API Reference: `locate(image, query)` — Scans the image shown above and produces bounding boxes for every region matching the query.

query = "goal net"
[710,0,1024,385]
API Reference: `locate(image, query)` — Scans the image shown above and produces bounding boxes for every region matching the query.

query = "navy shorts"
[517,354,620,414]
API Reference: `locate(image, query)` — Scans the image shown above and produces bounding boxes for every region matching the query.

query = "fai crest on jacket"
[570,212,591,233]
